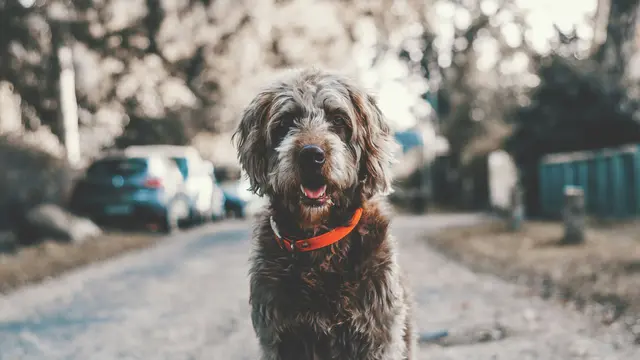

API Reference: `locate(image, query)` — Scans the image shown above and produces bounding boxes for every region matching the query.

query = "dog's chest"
[279,264,362,317]
[252,257,400,359]
[253,252,393,330]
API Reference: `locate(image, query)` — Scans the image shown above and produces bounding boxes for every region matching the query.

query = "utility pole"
[57,44,80,167]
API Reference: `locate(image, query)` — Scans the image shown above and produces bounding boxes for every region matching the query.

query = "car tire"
[209,193,225,222]
[212,204,225,221]
[161,197,188,234]
[224,202,244,219]
[203,195,217,223]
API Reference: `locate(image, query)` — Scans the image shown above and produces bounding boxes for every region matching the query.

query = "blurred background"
[2,1,640,356]
[0,0,639,248]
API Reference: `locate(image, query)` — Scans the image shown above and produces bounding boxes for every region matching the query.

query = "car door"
[194,158,215,214]
[152,156,182,198]
[181,157,214,214]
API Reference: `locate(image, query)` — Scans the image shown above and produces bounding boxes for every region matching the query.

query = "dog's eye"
[328,113,350,140]
[271,123,291,145]
[329,114,348,127]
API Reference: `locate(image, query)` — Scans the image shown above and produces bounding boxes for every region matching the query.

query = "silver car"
[125,146,226,223]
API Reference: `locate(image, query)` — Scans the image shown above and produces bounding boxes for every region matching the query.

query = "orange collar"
[270,208,364,252]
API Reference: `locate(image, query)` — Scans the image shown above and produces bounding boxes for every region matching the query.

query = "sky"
[390,0,597,122]
[363,0,601,139]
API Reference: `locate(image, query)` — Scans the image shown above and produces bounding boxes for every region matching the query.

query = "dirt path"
[0,214,637,359]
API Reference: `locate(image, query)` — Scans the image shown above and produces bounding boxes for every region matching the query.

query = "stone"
[19,204,102,245]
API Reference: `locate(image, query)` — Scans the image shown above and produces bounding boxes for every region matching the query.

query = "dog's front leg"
[254,330,316,360]
[252,304,317,360]
[251,304,281,360]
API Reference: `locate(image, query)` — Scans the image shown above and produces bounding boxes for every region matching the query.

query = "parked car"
[202,160,227,221]
[125,145,225,223]
[219,172,268,218]
[69,151,191,233]
[222,190,246,219]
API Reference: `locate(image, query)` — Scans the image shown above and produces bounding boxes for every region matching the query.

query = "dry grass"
[429,220,640,330]
[0,232,161,294]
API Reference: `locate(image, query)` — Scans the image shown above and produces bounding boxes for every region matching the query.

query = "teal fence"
[539,144,640,219]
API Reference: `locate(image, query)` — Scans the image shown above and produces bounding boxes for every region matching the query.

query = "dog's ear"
[232,91,273,196]
[345,84,398,199]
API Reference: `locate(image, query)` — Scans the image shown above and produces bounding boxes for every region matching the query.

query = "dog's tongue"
[303,185,326,199]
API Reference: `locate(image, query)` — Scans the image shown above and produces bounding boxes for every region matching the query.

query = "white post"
[58,46,80,167]
[0,81,22,134]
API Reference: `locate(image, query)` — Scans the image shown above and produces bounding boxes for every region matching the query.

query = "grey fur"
[234,68,413,360]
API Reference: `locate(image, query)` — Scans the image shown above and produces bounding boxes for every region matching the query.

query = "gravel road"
[0,213,638,359]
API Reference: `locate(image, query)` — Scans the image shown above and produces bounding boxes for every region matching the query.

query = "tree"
[414,0,537,207]
[593,0,640,76]
[1,0,438,165]
[505,0,640,215]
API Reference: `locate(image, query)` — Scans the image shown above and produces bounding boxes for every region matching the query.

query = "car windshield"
[86,158,147,178]
[172,157,189,178]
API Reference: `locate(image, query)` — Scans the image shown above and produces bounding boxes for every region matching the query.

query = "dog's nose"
[299,145,325,168]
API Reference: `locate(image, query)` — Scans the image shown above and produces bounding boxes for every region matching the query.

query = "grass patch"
[428,219,640,341]
[0,232,161,294]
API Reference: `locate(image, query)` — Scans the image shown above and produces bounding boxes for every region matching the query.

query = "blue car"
[223,190,246,219]
[69,151,191,233]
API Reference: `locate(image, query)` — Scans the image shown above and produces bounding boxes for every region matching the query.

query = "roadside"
[0,232,160,294]
[427,218,640,343]
[2,213,639,359]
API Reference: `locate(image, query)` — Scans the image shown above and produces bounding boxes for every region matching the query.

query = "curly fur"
[233,68,414,360]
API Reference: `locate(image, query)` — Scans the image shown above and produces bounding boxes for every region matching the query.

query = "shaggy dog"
[233,68,415,360]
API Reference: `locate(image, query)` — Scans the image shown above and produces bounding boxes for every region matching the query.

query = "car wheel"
[160,208,178,234]
[204,195,218,223]
[224,202,244,219]
[208,203,220,222]
[161,198,188,234]
[214,203,226,221]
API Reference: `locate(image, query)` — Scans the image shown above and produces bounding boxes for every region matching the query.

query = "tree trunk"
[594,0,640,76]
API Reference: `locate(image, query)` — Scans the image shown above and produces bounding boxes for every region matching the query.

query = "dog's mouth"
[299,184,330,207]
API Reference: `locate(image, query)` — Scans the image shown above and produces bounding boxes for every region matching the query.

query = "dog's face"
[233,69,395,224]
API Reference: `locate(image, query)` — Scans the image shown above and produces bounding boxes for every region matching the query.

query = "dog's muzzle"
[299,145,325,169]
[298,145,328,203]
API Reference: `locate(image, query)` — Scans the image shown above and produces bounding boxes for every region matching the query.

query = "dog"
[233,68,415,360]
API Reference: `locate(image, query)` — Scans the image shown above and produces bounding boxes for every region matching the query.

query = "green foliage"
[507,55,640,161]
[505,55,640,214]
